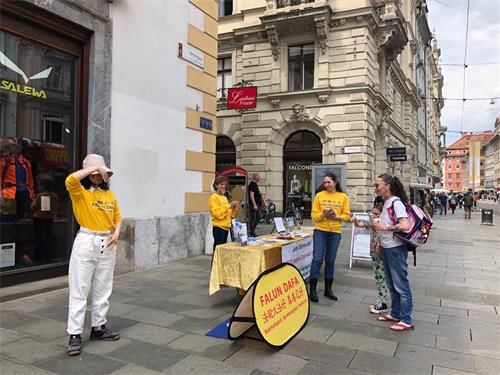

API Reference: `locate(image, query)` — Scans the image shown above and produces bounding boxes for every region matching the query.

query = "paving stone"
[109,363,163,374]
[395,343,476,373]
[467,310,500,324]
[441,299,496,313]
[326,331,398,356]
[224,345,308,374]
[0,337,62,364]
[167,333,230,353]
[0,327,26,345]
[83,336,133,356]
[35,351,126,374]
[475,356,500,375]
[0,356,55,375]
[0,311,42,329]
[120,323,184,346]
[163,354,253,375]
[298,360,367,375]
[124,297,200,314]
[438,314,500,333]
[408,320,471,340]
[281,339,355,367]
[295,325,334,343]
[349,350,432,375]
[167,316,229,335]
[432,366,476,375]
[120,306,183,327]
[412,311,439,323]
[16,319,67,341]
[177,308,227,320]
[470,329,500,344]
[310,316,437,348]
[31,305,70,322]
[436,336,500,360]
[108,341,188,371]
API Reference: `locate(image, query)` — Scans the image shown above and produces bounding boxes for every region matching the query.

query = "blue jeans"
[310,230,341,280]
[382,244,413,324]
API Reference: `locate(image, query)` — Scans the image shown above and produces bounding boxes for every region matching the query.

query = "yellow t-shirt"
[311,190,350,233]
[208,192,235,230]
[65,174,121,231]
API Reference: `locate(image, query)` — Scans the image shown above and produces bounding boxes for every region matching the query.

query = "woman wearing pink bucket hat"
[65,154,121,356]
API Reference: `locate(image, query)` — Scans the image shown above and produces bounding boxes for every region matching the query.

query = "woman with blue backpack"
[372,174,414,331]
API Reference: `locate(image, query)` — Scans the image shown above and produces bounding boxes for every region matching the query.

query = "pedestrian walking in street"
[309,173,350,303]
[439,193,447,216]
[247,173,264,237]
[372,174,414,331]
[209,176,238,251]
[464,192,473,219]
[351,203,389,314]
[65,154,122,356]
[449,193,457,214]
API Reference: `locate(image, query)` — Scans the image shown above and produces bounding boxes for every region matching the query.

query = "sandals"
[390,322,414,331]
[377,314,400,322]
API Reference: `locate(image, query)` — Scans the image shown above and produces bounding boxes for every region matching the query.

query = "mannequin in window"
[290,174,302,194]
[0,141,35,221]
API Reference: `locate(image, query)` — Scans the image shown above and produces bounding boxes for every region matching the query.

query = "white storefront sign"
[343,146,362,154]
[177,42,204,69]
[281,237,313,279]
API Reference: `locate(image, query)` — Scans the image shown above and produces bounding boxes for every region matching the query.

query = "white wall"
[110,0,205,218]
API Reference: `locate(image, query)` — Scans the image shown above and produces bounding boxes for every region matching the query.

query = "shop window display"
[0,30,76,270]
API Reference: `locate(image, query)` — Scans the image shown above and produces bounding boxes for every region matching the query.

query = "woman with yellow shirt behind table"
[65,154,121,357]
[209,176,238,251]
[309,173,350,303]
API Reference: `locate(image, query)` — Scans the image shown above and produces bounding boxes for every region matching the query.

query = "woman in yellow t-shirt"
[208,176,237,251]
[309,173,350,303]
[65,154,121,357]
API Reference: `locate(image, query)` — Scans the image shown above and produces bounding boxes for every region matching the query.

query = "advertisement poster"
[228,263,309,349]
[0,243,16,268]
[285,161,313,212]
[311,164,346,203]
[281,237,313,279]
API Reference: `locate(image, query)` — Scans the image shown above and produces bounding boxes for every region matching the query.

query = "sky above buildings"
[427,0,500,146]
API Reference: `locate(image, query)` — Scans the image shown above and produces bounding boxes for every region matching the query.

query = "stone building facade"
[216,0,443,212]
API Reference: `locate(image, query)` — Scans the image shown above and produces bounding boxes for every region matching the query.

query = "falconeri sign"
[227,86,257,109]
[0,51,52,100]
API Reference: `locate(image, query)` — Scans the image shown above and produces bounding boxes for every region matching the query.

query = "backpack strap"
[388,198,405,225]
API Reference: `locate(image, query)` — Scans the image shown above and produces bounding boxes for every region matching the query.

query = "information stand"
[349,212,372,268]
[228,263,309,349]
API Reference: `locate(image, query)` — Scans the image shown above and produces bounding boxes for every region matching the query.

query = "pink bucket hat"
[82,154,113,176]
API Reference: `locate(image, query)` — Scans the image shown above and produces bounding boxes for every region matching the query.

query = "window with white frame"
[218,0,233,17]
[288,44,314,91]
[217,57,232,100]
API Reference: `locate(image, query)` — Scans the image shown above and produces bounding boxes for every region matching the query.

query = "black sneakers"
[370,301,389,314]
[67,334,81,356]
[89,325,120,341]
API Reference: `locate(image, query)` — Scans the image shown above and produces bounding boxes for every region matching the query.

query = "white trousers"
[67,229,116,335]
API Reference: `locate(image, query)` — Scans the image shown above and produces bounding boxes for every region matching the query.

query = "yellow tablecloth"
[209,230,313,295]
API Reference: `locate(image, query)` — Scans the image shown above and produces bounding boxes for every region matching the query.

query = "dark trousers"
[450,204,456,214]
[16,190,30,220]
[248,208,260,237]
[213,226,229,251]
[33,218,54,262]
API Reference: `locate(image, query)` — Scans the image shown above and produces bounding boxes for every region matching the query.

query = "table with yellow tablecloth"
[209,229,313,295]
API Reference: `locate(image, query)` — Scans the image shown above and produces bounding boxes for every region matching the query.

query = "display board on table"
[349,212,372,268]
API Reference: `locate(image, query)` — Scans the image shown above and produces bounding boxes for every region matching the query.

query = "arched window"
[216,136,236,172]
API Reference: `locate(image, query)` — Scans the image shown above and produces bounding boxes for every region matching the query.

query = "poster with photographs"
[285,161,313,212]
[311,164,346,203]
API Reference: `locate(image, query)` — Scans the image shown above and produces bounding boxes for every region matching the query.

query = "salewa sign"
[0,51,52,99]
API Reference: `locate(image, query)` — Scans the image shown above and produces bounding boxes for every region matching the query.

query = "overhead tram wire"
[460,0,471,131]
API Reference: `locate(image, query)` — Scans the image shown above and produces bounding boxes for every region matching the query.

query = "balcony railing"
[277,0,315,8]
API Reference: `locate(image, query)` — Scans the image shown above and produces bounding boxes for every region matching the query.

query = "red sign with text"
[227,87,257,109]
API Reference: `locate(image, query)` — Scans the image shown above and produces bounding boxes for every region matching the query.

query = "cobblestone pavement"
[1,208,499,374]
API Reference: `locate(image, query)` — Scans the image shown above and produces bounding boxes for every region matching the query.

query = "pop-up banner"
[228,263,309,349]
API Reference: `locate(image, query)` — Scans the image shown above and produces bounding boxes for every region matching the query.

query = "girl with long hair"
[309,173,350,302]
[372,173,414,331]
